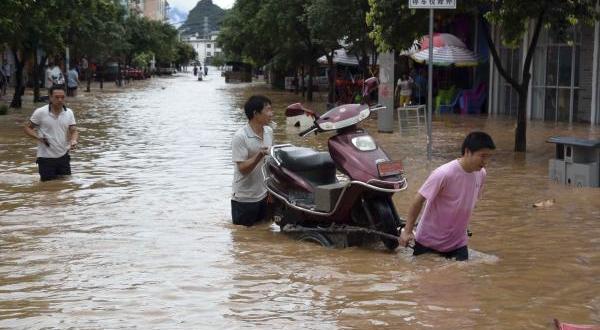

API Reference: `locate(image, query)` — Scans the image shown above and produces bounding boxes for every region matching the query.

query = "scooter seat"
[277,147,337,186]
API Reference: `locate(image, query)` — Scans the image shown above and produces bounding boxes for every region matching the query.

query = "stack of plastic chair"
[459,83,487,114]
[438,90,463,114]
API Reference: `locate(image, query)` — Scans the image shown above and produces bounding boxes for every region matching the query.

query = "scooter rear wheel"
[298,232,333,248]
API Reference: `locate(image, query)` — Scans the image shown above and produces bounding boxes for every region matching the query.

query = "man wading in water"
[399,132,495,261]
[230,95,274,226]
[24,85,78,181]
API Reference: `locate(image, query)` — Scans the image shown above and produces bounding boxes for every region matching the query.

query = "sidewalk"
[0,78,152,109]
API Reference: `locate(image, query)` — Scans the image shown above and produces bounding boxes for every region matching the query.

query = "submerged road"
[0,70,599,328]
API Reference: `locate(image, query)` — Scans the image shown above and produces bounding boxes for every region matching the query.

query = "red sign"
[377,160,404,177]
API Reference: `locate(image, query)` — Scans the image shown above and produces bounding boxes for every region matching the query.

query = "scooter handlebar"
[369,104,386,112]
[298,124,318,137]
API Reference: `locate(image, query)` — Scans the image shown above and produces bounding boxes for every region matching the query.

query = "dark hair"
[244,95,271,120]
[461,131,496,155]
[49,85,66,96]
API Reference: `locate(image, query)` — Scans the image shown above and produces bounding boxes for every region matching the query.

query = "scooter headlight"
[319,121,336,130]
[351,136,376,151]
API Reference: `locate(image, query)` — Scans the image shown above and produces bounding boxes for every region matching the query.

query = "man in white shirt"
[231,95,274,226]
[24,85,78,181]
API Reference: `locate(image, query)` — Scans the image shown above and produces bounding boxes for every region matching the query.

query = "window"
[499,47,521,117]
[207,44,212,48]
[531,27,581,122]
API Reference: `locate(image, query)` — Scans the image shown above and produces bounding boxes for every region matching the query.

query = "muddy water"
[0,72,599,329]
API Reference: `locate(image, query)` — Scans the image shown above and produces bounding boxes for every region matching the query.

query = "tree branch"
[521,8,546,91]
[478,12,520,88]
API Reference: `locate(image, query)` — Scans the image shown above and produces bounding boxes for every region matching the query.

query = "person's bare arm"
[399,193,426,247]
[236,147,268,175]
[68,125,78,149]
[24,121,46,145]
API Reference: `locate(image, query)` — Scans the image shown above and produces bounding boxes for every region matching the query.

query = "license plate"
[377,160,404,177]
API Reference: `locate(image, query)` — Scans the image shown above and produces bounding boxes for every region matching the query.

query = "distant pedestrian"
[45,63,53,89]
[193,65,198,76]
[67,66,79,97]
[413,68,427,105]
[395,73,413,107]
[46,61,65,89]
[231,95,274,226]
[23,85,78,182]
[2,62,11,84]
[204,65,208,76]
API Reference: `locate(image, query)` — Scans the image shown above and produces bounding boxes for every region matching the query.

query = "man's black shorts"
[36,153,71,181]
[231,197,268,226]
[413,241,469,261]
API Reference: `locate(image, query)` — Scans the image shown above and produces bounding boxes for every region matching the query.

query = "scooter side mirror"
[361,77,379,105]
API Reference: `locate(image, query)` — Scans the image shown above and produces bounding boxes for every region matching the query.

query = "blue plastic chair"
[439,90,463,114]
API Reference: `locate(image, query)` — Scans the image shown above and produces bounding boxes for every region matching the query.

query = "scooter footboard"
[353,178,408,193]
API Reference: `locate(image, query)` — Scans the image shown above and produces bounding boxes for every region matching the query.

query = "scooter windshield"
[316,104,370,131]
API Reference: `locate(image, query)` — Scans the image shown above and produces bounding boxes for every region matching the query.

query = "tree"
[366,0,428,52]
[474,0,598,151]
[306,0,350,104]
[70,0,125,92]
[174,41,198,68]
[2,0,68,108]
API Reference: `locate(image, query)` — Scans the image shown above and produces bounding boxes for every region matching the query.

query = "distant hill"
[178,0,227,37]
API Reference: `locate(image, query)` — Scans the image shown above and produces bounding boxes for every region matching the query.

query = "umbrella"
[406,33,479,67]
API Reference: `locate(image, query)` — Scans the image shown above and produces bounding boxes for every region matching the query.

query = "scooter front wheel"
[367,197,400,250]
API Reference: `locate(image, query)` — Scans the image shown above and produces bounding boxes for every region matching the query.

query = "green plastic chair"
[434,86,457,114]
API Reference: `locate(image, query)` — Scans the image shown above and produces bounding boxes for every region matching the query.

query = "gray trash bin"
[547,136,600,187]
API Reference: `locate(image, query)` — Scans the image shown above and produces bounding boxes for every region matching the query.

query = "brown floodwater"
[1,71,599,329]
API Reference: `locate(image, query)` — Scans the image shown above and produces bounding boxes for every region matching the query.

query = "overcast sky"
[169,0,235,12]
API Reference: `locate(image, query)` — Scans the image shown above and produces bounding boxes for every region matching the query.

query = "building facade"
[143,0,169,22]
[489,20,600,125]
[181,31,222,65]
[121,0,168,21]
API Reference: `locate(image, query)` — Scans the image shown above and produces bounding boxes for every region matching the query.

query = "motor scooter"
[263,77,407,250]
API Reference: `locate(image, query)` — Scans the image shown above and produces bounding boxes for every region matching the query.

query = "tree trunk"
[307,64,314,102]
[301,66,305,98]
[116,62,122,87]
[327,52,335,105]
[86,67,91,92]
[9,49,25,109]
[33,52,46,103]
[294,68,299,94]
[514,86,528,152]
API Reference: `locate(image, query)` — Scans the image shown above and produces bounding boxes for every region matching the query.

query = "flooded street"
[1,71,599,329]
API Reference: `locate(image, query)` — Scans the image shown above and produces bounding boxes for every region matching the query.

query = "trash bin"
[547,136,600,187]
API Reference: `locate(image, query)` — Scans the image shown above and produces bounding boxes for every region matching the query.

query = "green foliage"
[132,52,154,69]
[478,0,599,47]
[0,104,8,115]
[367,0,428,52]
[211,52,226,67]
[174,41,198,66]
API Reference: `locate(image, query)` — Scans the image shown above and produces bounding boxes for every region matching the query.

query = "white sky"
[169,0,235,11]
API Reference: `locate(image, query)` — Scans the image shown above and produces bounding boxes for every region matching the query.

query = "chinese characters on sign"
[408,0,456,9]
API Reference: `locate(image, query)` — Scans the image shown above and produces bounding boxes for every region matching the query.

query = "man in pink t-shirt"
[399,132,495,260]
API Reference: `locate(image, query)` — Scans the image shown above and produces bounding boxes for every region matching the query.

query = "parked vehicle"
[263,77,407,250]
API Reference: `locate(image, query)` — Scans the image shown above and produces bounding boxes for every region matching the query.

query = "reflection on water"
[1,72,599,329]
